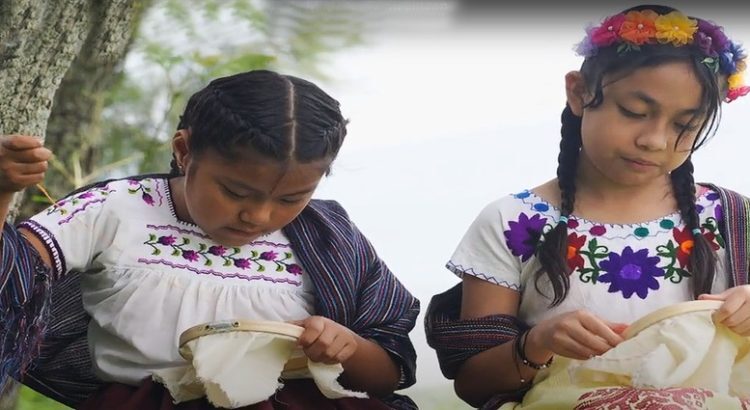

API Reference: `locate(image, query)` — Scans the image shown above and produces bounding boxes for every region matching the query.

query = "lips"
[226,227,260,237]
[624,157,658,167]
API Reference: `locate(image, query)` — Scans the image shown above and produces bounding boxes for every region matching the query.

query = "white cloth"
[24,177,315,385]
[448,186,728,325]
[571,310,750,396]
[153,331,367,408]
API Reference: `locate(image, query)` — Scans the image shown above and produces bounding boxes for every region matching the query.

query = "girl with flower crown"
[426,4,750,409]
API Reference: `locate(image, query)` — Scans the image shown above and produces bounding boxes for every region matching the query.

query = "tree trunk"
[17,0,149,219]
[0,1,143,407]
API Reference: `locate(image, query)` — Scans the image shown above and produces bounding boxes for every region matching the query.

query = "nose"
[635,121,669,152]
[239,202,272,226]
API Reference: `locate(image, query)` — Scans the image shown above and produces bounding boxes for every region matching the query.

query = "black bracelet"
[515,328,553,370]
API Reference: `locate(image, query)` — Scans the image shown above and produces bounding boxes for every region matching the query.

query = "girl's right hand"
[0,135,51,194]
[527,310,627,361]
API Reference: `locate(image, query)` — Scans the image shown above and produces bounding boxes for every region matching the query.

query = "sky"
[129,1,750,407]
[306,0,750,397]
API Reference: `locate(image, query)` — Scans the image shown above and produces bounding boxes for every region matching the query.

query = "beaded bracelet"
[514,328,553,370]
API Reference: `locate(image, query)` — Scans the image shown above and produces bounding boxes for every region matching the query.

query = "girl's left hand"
[698,285,750,336]
[294,316,358,365]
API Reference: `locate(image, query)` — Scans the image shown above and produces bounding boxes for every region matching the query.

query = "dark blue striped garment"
[1,175,420,409]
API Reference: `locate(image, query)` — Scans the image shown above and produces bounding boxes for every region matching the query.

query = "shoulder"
[301,199,353,228]
[306,198,349,217]
[61,173,170,201]
[698,183,749,202]
[471,190,555,227]
[31,174,171,222]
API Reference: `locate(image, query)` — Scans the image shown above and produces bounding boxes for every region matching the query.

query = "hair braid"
[535,105,582,306]
[670,158,717,297]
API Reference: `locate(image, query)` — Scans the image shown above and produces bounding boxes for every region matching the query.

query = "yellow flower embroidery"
[655,11,698,46]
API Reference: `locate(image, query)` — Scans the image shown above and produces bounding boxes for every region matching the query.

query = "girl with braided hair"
[426,5,750,409]
[0,70,419,409]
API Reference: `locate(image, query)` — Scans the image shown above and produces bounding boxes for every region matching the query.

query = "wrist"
[524,327,554,365]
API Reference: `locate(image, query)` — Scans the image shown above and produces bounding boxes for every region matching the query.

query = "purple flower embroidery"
[208,245,226,256]
[182,250,199,262]
[504,213,547,262]
[234,258,251,269]
[715,204,724,223]
[157,235,177,246]
[128,179,140,186]
[260,251,278,261]
[599,247,663,299]
[142,192,155,206]
[77,192,95,199]
[287,264,303,275]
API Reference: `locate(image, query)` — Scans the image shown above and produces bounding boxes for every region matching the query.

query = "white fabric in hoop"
[569,300,750,397]
[153,322,367,408]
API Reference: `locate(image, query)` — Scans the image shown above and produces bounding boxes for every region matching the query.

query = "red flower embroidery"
[567,232,587,272]
[673,227,721,268]
[575,387,714,410]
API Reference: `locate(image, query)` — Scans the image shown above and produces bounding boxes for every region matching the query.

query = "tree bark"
[17,0,149,219]
[0,1,143,407]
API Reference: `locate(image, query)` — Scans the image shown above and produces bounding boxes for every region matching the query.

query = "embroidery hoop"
[623,300,724,339]
[179,320,309,374]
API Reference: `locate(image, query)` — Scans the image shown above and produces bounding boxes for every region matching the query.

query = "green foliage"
[48,0,365,190]
[17,386,70,410]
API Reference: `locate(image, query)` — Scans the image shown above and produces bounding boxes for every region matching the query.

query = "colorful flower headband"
[575,9,749,103]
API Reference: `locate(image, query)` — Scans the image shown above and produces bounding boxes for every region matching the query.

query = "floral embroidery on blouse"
[46,185,115,224]
[502,189,725,300]
[127,178,164,206]
[143,234,303,276]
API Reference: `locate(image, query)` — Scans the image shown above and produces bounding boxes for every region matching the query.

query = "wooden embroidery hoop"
[623,300,724,339]
[178,320,309,373]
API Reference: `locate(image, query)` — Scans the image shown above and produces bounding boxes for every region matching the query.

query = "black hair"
[170,69,347,176]
[536,5,723,306]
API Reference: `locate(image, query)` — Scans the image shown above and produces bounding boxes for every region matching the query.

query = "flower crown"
[575,9,749,103]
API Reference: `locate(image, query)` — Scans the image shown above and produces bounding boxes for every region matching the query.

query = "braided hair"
[536,5,722,306]
[170,70,347,176]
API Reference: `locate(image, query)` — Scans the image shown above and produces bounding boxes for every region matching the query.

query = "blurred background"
[6,1,749,409]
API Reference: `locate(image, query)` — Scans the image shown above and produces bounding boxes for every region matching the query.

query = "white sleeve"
[19,185,115,279]
[447,199,524,291]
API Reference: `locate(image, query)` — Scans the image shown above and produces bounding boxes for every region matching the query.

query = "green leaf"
[205,260,212,266]
[149,234,156,241]
[152,249,161,256]
[258,265,265,272]
[31,194,54,204]
[276,265,284,272]
[199,243,207,251]
[251,250,258,258]
[172,249,180,256]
